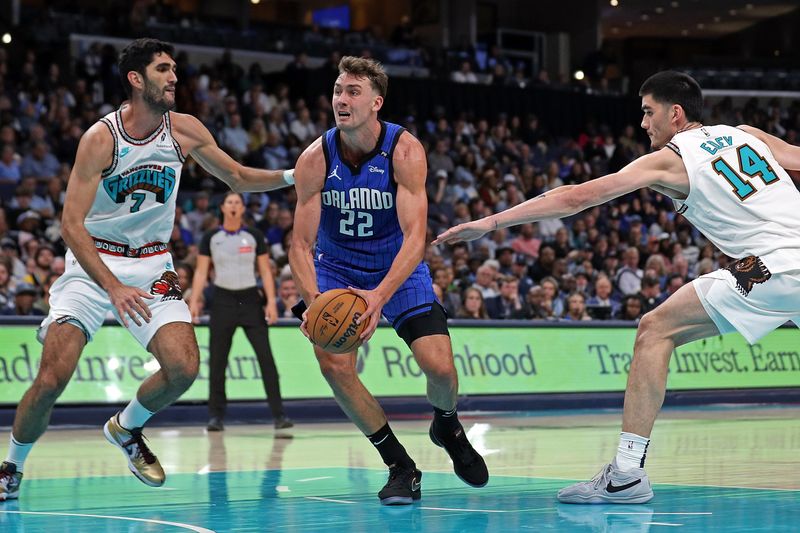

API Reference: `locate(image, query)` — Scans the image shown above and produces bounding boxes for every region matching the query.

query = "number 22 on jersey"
[711,144,778,201]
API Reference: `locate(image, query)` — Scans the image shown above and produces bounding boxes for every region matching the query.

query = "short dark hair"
[639,71,703,122]
[118,38,175,97]
[338,56,388,98]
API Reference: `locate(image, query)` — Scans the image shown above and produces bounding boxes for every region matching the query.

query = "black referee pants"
[208,286,285,420]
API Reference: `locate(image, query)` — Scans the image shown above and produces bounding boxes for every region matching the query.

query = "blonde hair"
[338,56,388,97]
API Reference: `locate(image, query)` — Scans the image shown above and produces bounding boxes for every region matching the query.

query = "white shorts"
[694,258,800,344]
[39,250,191,349]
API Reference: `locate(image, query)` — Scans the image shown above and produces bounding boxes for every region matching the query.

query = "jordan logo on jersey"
[103,164,177,204]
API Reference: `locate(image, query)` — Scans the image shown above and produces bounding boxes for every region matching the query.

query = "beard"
[142,77,175,114]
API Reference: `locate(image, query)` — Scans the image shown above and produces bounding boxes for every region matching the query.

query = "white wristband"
[283,169,295,185]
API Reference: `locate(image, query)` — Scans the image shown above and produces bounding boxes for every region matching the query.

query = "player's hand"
[265,302,278,325]
[432,218,495,245]
[299,309,312,342]
[189,300,204,324]
[107,282,154,327]
[347,286,384,342]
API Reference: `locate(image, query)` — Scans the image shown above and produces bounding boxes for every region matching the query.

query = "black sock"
[433,406,460,433]
[367,423,414,469]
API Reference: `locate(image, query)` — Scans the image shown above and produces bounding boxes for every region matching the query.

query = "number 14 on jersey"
[712,144,778,201]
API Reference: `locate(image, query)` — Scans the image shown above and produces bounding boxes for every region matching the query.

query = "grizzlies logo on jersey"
[103,165,177,205]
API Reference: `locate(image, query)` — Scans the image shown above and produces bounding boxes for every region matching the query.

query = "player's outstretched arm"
[737,125,800,171]
[171,113,294,192]
[62,123,154,327]
[434,147,682,245]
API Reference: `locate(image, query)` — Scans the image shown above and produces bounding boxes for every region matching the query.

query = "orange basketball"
[306,289,370,354]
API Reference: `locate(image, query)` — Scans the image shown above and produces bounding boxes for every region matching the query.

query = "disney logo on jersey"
[321,188,394,210]
[368,165,385,174]
[103,164,177,204]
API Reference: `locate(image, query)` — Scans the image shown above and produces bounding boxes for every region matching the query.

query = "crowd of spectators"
[1,38,799,323]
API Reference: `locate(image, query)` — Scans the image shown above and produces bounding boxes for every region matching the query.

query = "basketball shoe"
[557,460,653,504]
[0,462,22,501]
[430,421,489,487]
[103,413,165,487]
[378,464,422,505]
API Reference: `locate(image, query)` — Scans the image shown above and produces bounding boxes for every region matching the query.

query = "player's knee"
[34,370,70,401]
[635,311,664,346]
[316,354,355,383]
[166,352,200,388]
[421,360,457,389]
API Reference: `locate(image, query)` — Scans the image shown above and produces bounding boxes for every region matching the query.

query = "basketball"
[306,289,370,353]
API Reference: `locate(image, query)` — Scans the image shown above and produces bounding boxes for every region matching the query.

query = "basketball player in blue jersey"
[0,38,296,500]
[289,56,488,505]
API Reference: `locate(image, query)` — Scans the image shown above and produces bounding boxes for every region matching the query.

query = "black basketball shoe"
[430,421,489,487]
[378,464,422,505]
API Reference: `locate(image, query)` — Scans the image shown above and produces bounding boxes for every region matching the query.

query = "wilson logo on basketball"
[333,312,361,349]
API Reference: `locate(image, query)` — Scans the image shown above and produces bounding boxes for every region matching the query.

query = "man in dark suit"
[485,275,530,319]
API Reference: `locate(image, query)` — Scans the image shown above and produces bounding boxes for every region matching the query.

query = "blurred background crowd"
[1,0,799,322]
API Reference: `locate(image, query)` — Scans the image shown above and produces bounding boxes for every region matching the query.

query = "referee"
[189,191,292,431]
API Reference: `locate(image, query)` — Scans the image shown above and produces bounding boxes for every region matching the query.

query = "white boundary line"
[304,496,357,504]
[0,511,215,532]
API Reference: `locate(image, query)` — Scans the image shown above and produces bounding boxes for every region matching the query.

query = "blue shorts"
[315,252,437,330]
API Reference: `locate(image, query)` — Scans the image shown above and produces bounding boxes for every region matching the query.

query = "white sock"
[118,397,155,430]
[6,434,34,472]
[615,432,650,471]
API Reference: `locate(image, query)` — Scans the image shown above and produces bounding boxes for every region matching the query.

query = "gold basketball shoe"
[103,413,165,487]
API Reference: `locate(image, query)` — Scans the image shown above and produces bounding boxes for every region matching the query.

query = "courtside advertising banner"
[0,325,798,404]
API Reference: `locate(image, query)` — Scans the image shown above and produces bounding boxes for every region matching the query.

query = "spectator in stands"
[616,294,644,321]
[263,131,291,170]
[525,285,554,319]
[289,107,318,144]
[185,191,212,244]
[665,273,685,297]
[639,275,665,313]
[247,118,268,154]
[275,275,299,318]
[486,275,529,319]
[510,222,541,260]
[23,244,54,290]
[4,282,43,316]
[586,274,620,319]
[615,246,643,295]
[32,271,60,315]
[0,144,21,184]
[0,257,15,313]
[433,266,461,316]
[456,287,489,319]
[451,61,479,84]
[472,264,498,299]
[175,263,197,304]
[220,112,249,161]
[540,276,564,317]
[529,243,556,282]
[284,52,309,74]
[0,237,26,281]
[20,141,60,183]
[495,246,515,275]
[562,291,591,321]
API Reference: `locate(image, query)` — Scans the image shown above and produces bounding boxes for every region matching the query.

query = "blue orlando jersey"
[317,121,406,270]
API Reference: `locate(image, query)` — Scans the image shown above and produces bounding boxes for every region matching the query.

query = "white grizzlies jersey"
[85,107,185,248]
[669,124,800,273]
